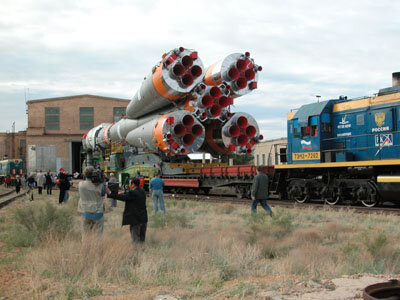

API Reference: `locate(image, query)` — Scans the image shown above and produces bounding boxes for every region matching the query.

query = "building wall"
[27,95,129,134]
[253,137,287,166]
[25,95,129,173]
[0,132,26,161]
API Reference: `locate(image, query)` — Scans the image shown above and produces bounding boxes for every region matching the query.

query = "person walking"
[36,170,45,195]
[149,172,165,213]
[27,174,35,201]
[20,175,26,189]
[64,174,72,203]
[15,175,22,194]
[45,170,53,195]
[5,176,10,188]
[251,165,273,216]
[106,177,148,243]
[108,173,118,208]
[78,166,106,236]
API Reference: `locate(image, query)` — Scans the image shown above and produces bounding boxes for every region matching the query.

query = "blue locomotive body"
[287,93,400,164]
[0,159,24,177]
[273,82,400,206]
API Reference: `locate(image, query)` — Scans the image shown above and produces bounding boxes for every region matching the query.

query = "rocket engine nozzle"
[204,52,261,98]
[189,82,232,121]
[221,112,261,154]
[126,47,204,119]
[125,110,205,155]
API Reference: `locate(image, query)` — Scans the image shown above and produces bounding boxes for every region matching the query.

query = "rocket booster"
[201,112,262,156]
[126,47,204,119]
[126,110,205,155]
[204,52,261,98]
[184,82,233,122]
[83,47,263,158]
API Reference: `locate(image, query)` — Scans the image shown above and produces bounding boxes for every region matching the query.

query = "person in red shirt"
[5,176,11,188]
[136,171,145,189]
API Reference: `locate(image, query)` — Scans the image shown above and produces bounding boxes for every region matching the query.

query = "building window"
[19,139,26,154]
[113,107,126,122]
[256,154,259,166]
[262,154,265,165]
[80,107,94,130]
[45,107,60,130]
[19,139,26,148]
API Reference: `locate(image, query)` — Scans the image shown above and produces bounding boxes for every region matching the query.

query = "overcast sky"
[1,0,399,139]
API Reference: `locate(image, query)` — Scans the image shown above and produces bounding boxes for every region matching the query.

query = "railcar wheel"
[359,182,378,207]
[202,188,210,195]
[361,198,378,207]
[325,196,340,206]
[294,194,308,204]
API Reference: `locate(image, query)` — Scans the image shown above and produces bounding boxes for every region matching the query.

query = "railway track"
[164,193,400,215]
[0,189,27,209]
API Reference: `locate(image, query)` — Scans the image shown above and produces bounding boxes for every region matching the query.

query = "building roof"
[258,137,287,144]
[27,94,130,104]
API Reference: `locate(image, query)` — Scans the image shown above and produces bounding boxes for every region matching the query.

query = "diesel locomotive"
[0,159,24,178]
[270,72,400,207]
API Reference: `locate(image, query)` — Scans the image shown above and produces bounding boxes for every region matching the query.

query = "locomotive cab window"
[300,126,318,137]
[301,126,309,137]
[311,125,318,137]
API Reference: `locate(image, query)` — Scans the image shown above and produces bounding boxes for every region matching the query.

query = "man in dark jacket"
[106,177,148,243]
[251,165,273,216]
[57,169,70,204]
[45,170,53,195]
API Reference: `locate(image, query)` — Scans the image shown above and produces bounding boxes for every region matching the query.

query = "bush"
[364,233,388,257]
[7,201,74,246]
[271,208,293,237]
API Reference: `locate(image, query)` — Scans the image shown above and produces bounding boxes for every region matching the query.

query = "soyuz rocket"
[83,47,263,157]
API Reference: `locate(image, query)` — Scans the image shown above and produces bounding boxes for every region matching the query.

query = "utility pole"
[11,122,15,158]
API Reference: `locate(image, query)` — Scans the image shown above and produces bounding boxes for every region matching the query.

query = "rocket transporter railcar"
[270,72,400,207]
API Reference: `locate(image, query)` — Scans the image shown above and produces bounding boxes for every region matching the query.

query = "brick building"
[0,131,26,161]
[1,95,130,174]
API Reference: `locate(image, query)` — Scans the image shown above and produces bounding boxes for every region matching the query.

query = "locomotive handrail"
[322,130,400,141]
[321,131,400,160]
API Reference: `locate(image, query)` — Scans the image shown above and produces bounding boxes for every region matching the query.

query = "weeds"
[83,285,103,296]
[364,232,388,257]
[271,207,293,235]
[229,281,258,298]
[3,191,400,299]
[149,211,192,228]
[6,201,74,246]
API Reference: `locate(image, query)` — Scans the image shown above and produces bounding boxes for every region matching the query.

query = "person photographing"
[106,177,148,243]
[78,166,106,236]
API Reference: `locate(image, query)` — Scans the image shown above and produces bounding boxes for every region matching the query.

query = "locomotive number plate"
[292,152,320,161]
